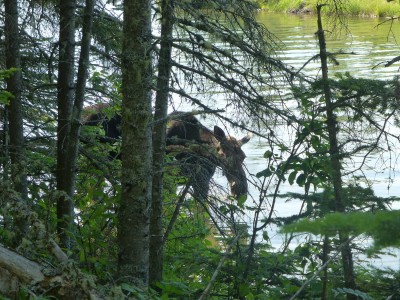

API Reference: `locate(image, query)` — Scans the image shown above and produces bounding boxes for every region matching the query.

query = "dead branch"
[0,244,44,284]
[0,244,100,299]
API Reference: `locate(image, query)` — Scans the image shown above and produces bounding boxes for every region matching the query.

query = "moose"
[83,105,251,199]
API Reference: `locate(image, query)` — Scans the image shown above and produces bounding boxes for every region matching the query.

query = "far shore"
[259,0,400,18]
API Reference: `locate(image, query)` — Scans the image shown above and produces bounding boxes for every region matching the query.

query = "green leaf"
[256,168,273,178]
[296,173,306,186]
[120,283,146,299]
[278,143,289,151]
[239,283,251,297]
[159,281,191,296]
[237,194,247,207]
[246,293,255,300]
[310,135,320,149]
[263,150,273,159]
[288,171,297,185]
[300,258,307,269]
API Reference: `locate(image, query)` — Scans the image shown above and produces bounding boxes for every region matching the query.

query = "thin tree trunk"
[149,0,175,287]
[66,0,95,178]
[56,0,95,249]
[316,5,356,298]
[5,0,28,245]
[117,0,153,287]
[56,0,76,249]
[321,236,329,300]
[162,183,190,245]
[1,108,8,182]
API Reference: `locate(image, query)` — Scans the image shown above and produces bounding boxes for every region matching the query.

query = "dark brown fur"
[166,112,251,199]
[83,107,251,198]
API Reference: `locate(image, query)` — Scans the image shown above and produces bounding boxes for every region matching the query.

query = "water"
[253,14,400,194]
[172,12,400,269]
[253,12,400,269]
[258,12,400,80]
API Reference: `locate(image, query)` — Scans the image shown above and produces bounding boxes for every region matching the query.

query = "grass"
[260,0,400,17]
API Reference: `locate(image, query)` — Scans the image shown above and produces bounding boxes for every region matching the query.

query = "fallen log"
[0,244,100,299]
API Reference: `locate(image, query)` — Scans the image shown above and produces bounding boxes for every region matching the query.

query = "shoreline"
[259,0,400,18]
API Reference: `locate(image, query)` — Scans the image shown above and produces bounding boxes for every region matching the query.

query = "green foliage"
[74,155,121,278]
[90,70,122,100]
[333,73,396,115]
[262,0,400,16]
[357,267,400,299]
[333,287,373,300]
[283,210,400,252]
[157,281,191,298]
[250,66,400,297]
[285,151,331,190]
[119,283,160,299]
[277,184,395,225]
[188,0,261,10]
[277,73,398,195]
[0,68,18,105]
[262,0,308,13]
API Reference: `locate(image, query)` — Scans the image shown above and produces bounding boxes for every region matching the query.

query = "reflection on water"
[266,13,400,77]
[252,12,400,269]
[256,12,400,195]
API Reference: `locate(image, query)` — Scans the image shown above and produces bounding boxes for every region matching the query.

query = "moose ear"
[213,125,226,140]
[240,133,252,145]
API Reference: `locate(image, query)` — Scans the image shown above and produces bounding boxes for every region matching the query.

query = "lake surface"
[173,12,400,269]
[254,12,400,269]
[258,12,400,80]
[246,14,400,200]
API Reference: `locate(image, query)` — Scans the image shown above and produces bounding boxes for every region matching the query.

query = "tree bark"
[60,0,95,249]
[56,0,76,249]
[316,5,356,298]
[5,0,28,245]
[117,0,153,287]
[65,0,95,188]
[149,0,175,287]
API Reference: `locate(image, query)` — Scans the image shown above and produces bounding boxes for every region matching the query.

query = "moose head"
[166,112,251,199]
[212,125,251,198]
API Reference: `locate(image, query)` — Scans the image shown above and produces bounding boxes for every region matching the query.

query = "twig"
[289,236,356,300]
[198,233,241,300]
[162,183,190,245]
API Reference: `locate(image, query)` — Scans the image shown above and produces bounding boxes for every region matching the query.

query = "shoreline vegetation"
[258,0,400,17]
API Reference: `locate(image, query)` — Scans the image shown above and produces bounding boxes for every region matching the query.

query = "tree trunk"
[5,0,28,245]
[56,0,76,249]
[321,236,329,300]
[66,0,95,187]
[149,0,175,288]
[117,0,153,288]
[316,5,356,298]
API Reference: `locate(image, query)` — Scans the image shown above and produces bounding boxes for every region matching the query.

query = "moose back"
[83,105,251,199]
